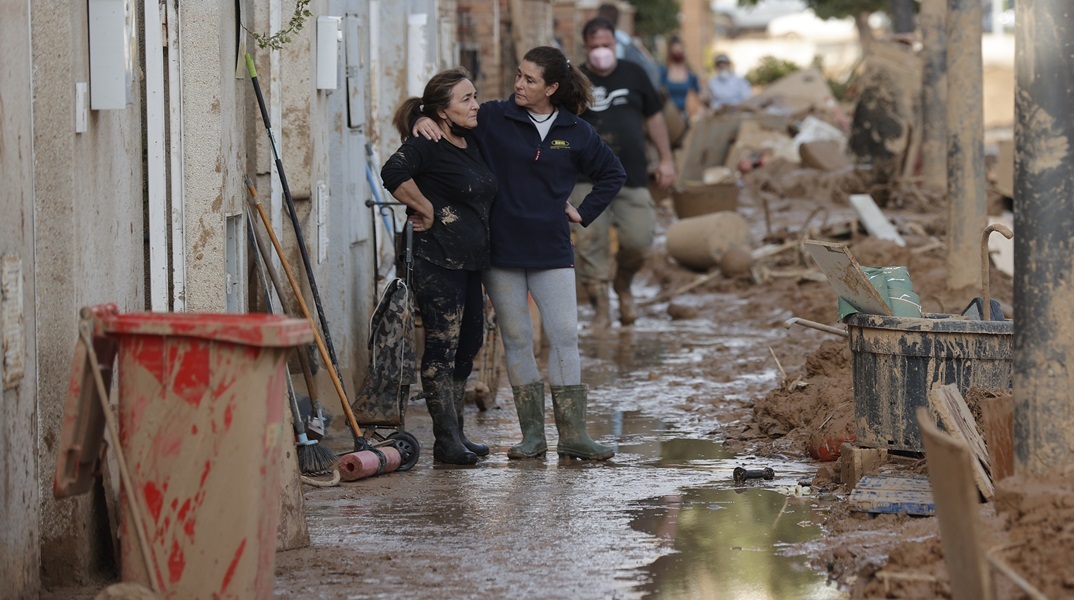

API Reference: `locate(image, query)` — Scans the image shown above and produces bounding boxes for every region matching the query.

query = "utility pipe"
[1013,0,1074,475]
[945,0,986,291]
[145,0,167,311]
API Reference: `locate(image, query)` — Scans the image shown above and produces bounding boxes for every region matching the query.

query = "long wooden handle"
[243,202,326,421]
[244,182,363,439]
[78,316,161,593]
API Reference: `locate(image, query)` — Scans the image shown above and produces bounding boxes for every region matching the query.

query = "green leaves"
[632,0,681,37]
[245,0,313,51]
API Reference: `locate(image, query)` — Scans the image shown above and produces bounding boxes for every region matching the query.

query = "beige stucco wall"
[180,2,247,312]
[32,0,146,586]
[0,1,41,596]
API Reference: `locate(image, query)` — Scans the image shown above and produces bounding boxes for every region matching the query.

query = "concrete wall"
[180,2,246,312]
[32,0,146,586]
[0,1,41,596]
[11,0,471,589]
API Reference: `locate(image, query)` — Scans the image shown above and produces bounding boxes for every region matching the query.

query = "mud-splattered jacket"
[381,135,497,271]
[472,96,626,269]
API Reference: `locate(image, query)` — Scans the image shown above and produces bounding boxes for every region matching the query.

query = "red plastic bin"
[58,305,313,598]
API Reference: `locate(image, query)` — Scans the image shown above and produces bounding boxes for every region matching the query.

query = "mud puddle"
[273,317,844,599]
[628,485,842,599]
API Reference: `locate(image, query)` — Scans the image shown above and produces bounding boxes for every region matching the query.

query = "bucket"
[846,313,1012,452]
[103,311,312,598]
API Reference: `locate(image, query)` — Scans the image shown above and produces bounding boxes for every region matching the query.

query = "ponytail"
[391,97,425,141]
[522,46,594,116]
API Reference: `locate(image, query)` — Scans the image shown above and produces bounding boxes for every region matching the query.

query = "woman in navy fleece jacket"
[415,46,626,460]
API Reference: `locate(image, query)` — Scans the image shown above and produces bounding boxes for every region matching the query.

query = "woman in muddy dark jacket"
[414,47,626,461]
[381,68,497,465]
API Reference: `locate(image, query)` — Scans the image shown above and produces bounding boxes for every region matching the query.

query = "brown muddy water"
[274,312,847,599]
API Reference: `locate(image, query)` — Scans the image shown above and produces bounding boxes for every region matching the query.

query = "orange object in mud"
[337,446,402,482]
[809,435,855,462]
[64,304,312,598]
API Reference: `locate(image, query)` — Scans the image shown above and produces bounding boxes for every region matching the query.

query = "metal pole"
[1013,0,1074,475]
[919,0,947,192]
[944,0,986,291]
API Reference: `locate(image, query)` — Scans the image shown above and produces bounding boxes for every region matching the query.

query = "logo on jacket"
[551,140,570,149]
[590,86,630,112]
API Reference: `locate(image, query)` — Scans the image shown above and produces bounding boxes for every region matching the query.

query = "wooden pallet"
[849,474,935,516]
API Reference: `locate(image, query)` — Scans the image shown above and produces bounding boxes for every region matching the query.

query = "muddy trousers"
[411,257,484,382]
[568,183,657,284]
[482,267,581,388]
[413,258,486,462]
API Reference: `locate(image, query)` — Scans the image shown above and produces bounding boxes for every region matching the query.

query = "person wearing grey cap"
[706,54,752,111]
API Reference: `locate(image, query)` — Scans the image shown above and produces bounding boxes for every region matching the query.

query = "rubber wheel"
[388,431,420,471]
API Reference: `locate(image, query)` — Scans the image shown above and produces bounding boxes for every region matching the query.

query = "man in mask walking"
[569,16,676,328]
[707,54,752,111]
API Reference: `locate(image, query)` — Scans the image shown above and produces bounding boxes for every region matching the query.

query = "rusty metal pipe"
[981,224,1013,320]
[783,317,849,338]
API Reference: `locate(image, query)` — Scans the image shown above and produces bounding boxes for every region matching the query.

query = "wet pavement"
[275,307,848,599]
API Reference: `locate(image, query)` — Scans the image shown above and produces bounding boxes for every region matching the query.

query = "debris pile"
[643,39,1037,599]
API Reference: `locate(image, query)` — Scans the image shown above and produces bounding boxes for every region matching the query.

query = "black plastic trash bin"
[846,312,1012,452]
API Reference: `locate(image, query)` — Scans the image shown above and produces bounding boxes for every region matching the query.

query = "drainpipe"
[1013,0,1074,475]
[146,0,167,311]
[166,0,186,311]
[944,0,986,291]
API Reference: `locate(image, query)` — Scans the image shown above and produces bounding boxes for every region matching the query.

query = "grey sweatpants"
[483,267,581,387]
[568,182,657,283]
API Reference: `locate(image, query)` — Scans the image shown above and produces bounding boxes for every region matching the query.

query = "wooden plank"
[849,475,935,516]
[849,194,906,247]
[917,407,995,600]
[928,384,994,500]
[839,443,888,490]
[803,240,894,315]
[980,394,1014,482]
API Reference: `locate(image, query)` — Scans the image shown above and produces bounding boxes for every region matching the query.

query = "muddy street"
[275,312,846,599]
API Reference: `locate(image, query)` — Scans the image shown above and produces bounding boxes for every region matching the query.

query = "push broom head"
[296,436,338,475]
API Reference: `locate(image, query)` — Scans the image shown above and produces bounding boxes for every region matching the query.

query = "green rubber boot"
[451,378,489,456]
[551,384,614,460]
[507,382,548,459]
[423,376,478,465]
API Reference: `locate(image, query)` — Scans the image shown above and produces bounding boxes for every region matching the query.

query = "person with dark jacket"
[381,68,497,465]
[571,17,677,328]
[415,46,626,460]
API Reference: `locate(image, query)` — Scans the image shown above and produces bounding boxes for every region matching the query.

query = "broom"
[246,211,337,474]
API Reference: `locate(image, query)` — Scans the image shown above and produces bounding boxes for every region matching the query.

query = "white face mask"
[587,47,616,72]
[717,70,731,81]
